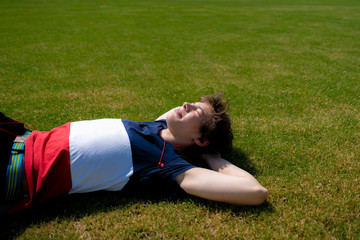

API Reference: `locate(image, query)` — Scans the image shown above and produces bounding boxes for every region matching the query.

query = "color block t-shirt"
[17,119,195,213]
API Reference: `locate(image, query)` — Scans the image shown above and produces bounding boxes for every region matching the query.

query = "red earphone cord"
[0,122,33,137]
[157,139,166,168]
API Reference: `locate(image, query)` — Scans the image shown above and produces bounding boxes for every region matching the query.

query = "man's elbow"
[249,186,268,205]
[232,186,268,206]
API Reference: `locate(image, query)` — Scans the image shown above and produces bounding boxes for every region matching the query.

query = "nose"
[183,102,195,112]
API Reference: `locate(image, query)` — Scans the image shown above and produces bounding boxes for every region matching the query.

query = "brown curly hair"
[198,93,233,155]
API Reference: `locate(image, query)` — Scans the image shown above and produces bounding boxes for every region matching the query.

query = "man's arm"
[201,153,259,180]
[155,108,175,121]
[175,155,268,205]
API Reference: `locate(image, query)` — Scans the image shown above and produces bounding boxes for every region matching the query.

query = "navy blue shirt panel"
[121,120,196,184]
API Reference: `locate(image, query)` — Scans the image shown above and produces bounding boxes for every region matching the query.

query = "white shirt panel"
[68,119,133,193]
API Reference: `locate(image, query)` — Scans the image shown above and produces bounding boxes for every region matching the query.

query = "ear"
[193,138,210,147]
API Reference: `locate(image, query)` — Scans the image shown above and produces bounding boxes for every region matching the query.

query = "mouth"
[175,108,183,118]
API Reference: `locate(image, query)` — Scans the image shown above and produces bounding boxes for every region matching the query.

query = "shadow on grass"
[0,148,273,239]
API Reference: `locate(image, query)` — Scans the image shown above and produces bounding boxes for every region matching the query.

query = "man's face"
[166,101,213,146]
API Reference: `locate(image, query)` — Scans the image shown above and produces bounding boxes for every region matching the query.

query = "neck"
[160,129,192,151]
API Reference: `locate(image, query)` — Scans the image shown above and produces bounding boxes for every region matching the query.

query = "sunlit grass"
[1,0,359,239]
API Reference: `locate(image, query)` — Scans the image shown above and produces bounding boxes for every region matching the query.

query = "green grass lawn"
[1,0,359,238]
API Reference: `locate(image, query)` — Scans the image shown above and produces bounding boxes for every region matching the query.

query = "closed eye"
[192,102,206,120]
[196,107,204,119]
